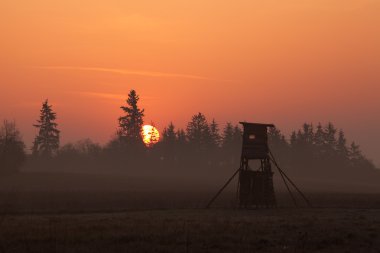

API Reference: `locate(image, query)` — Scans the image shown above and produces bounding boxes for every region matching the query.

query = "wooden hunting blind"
[239,122,276,207]
[207,122,311,209]
[240,122,273,160]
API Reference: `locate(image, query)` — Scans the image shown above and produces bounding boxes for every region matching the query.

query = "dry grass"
[0,172,380,252]
[0,208,380,252]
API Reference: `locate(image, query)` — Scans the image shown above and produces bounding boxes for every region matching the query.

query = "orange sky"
[1,0,379,165]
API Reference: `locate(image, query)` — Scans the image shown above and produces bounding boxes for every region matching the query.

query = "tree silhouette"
[349,142,363,162]
[162,122,177,146]
[0,120,26,174]
[32,100,60,157]
[221,122,234,149]
[118,90,145,144]
[186,112,211,151]
[176,129,187,145]
[337,129,349,159]
[159,122,178,160]
[313,123,325,148]
[268,126,288,158]
[301,123,314,145]
[232,124,243,146]
[209,119,221,148]
[324,122,338,154]
[220,123,242,165]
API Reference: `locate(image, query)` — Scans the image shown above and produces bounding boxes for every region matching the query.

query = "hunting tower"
[238,122,276,207]
[206,121,310,209]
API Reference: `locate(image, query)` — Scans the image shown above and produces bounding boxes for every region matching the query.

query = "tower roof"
[239,122,275,128]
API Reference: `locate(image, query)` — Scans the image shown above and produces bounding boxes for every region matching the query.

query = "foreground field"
[1,208,380,253]
[1,172,380,252]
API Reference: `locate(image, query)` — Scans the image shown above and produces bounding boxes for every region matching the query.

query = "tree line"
[1,90,377,179]
[268,123,376,179]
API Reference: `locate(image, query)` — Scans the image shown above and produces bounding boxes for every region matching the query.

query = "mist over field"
[1,94,379,213]
[1,75,379,253]
[1,88,379,252]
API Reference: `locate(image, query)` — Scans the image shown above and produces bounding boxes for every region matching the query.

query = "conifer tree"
[302,123,314,145]
[290,131,297,147]
[325,122,337,149]
[337,129,349,159]
[176,129,187,145]
[268,126,289,164]
[209,119,221,148]
[221,122,234,149]
[268,126,288,150]
[162,122,177,144]
[118,90,145,143]
[32,100,60,157]
[232,124,243,145]
[313,123,325,147]
[161,123,177,156]
[220,124,242,164]
[186,112,211,150]
[349,142,363,162]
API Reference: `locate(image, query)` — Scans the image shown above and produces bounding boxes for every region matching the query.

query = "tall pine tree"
[162,122,177,145]
[32,100,60,157]
[118,90,145,143]
[176,129,187,146]
[186,112,211,151]
[221,122,234,149]
[268,126,288,152]
[232,124,243,145]
[337,129,349,159]
[209,119,221,148]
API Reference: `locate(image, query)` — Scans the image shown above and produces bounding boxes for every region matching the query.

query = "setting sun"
[142,125,160,146]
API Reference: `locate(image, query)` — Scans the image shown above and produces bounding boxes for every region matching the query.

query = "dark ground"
[1,172,380,252]
[1,208,380,253]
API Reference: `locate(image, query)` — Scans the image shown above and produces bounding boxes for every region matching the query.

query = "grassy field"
[0,172,380,252]
[1,208,380,252]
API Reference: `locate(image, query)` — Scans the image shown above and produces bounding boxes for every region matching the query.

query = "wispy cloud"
[76,91,157,101]
[32,66,235,82]
[77,92,125,100]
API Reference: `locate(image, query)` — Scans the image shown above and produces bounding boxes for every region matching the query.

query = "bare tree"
[0,120,26,174]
